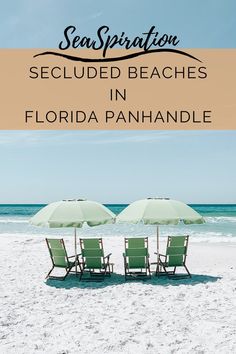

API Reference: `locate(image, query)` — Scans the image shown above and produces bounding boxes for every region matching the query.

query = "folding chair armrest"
[104,253,112,259]
[155,253,167,265]
[154,252,166,258]
[77,254,84,262]
[68,253,81,259]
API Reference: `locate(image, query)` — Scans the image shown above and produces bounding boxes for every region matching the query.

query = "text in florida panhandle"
[25,63,212,126]
[24,25,212,127]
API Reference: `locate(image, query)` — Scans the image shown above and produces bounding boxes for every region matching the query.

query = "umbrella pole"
[74,227,78,276]
[157,225,160,272]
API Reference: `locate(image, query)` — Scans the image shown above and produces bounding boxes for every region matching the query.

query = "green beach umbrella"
[117,197,204,258]
[30,199,115,273]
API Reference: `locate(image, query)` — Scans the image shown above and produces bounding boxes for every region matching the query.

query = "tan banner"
[0,49,235,129]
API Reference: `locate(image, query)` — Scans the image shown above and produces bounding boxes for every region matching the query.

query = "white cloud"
[0,130,232,147]
[89,11,103,20]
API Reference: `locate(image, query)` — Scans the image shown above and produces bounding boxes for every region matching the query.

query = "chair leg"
[102,262,110,277]
[155,263,159,276]
[45,266,54,279]
[109,261,114,274]
[148,263,151,278]
[46,266,74,281]
[184,265,191,278]
[125,267,129,281]
[107,262,111,276]
[124,257,128,281]
[156,261,161,276]
[62,266,73,280]
[163,266,170,277]
[107,263,110,275]
[164,265,191,279]
[79,264,85,281]
[75,260,82,277]
[107,263,111,277]
[156,260,167,277]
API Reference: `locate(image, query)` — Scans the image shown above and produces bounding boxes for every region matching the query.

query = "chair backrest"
[80,238,104,269]
[124,237,149,268]
[166,236,189,266]
[46,238,69,268]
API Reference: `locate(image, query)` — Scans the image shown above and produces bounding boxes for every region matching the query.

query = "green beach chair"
[123,237,151,280]
[155,235,191,278]
[46,238,81,280]
[79,238,113,281]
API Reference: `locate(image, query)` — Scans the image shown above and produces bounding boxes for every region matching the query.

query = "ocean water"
[0,204,236,242]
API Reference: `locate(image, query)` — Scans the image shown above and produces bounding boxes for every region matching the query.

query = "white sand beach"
[1,235,236,354]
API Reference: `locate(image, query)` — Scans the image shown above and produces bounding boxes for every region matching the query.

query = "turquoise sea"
[0,204,236,242]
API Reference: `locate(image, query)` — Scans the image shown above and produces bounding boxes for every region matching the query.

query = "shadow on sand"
[45,272,221,290]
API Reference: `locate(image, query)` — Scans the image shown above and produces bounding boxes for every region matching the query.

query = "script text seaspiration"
[59,25,180,58]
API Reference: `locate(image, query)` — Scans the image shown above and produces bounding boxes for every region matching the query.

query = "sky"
[0,2,235,204]
[0,130,235,204]
[0,0,236,48]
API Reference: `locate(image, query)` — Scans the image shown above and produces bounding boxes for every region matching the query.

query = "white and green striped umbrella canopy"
[30,199,115,228]
[117,198,204,225]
